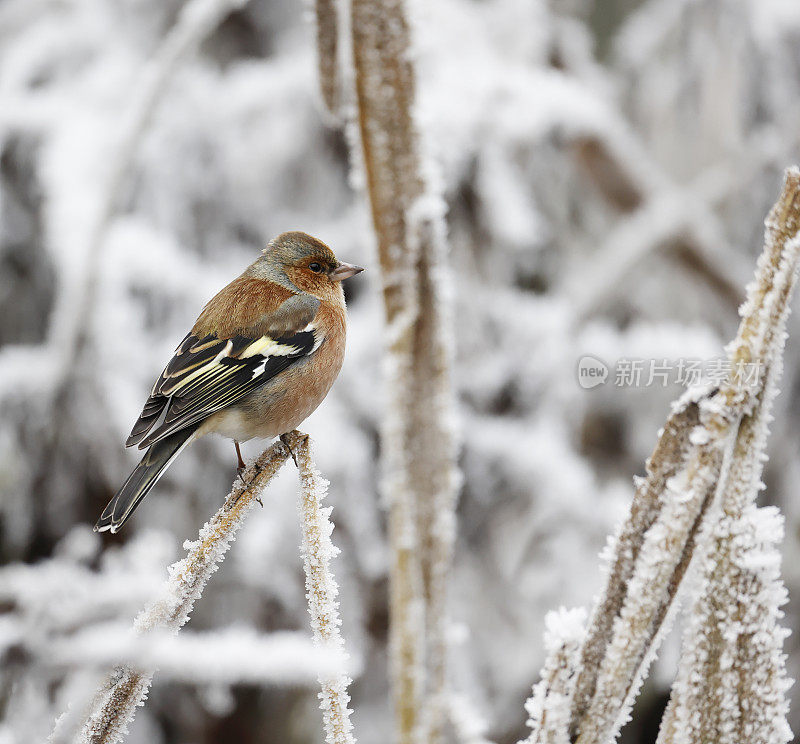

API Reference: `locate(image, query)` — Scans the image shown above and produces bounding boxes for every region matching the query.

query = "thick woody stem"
[350,1,459,742]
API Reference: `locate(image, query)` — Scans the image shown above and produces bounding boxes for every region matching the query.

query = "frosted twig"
[135,442,290,634]
[408,213,460,744]
[519,608,586,744]
[655,243,796,743]
[287,431,356,744]
[53,440,291,744]
[348,1,459,742]
[536,168,800,744]
[48,626,345,684]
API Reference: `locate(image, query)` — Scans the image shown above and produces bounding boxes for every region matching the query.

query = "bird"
[95,231,363,533]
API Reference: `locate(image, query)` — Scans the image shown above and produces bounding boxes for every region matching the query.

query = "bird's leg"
[280,433,299,467]
[234,441,246,480]
[234,442,262,504]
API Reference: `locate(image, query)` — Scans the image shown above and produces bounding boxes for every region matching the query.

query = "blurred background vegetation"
[2,0,800,742]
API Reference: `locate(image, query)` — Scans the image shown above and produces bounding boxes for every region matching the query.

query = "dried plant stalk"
[567,389,726,743]
[521,609,587,744]
[350,1,458,742]
[408,216,459,744]
[314,0,340,116]
[656,260,795,743]
[566,395,702,728]
[66,669,154,744]
[561,169,800,744]
[54,441,291,744]
[512,169,800,744]
[289,431,356,744]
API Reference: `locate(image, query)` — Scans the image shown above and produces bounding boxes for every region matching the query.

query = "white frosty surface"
[2,0,800,742]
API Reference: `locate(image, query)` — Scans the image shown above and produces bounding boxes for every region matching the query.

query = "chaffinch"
[95,231,363,533]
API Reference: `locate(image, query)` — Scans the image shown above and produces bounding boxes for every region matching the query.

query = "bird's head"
[254,231,364,302]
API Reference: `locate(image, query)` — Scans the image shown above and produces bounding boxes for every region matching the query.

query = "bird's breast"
[203,327,346,442]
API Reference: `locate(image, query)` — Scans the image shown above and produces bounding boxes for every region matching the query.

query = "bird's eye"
[309,262,323,273]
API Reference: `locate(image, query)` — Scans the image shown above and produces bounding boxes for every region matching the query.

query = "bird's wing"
[127,294,322,449]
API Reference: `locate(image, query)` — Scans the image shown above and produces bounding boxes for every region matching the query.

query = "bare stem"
[349,1,459,742]
[314,0,341,116]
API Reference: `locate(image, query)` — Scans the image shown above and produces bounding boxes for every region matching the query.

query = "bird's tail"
[95,424,200,533]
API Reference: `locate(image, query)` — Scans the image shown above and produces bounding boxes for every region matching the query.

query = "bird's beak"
[330,261,364,282]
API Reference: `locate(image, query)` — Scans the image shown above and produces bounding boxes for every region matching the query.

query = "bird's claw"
[280,433,299,466]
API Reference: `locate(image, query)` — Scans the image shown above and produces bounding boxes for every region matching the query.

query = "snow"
[3,0,800,742]
[519,607,586,744]
[52,625,347,684]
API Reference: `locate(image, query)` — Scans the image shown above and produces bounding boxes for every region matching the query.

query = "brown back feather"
[192,275,295,338]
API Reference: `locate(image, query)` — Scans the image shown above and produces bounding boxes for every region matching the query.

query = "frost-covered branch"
[520,609,586,744]
[288,430,356,744]
[658,447,793,743]
[348,1,459,742]
[518,168,800,744]
[49,626,344,684]
[575,169,800,742]
[571,168,800,744]
[134,442,290,634]
[53,440,291,744]
[656,248,795,743]
[565,387,720,743]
